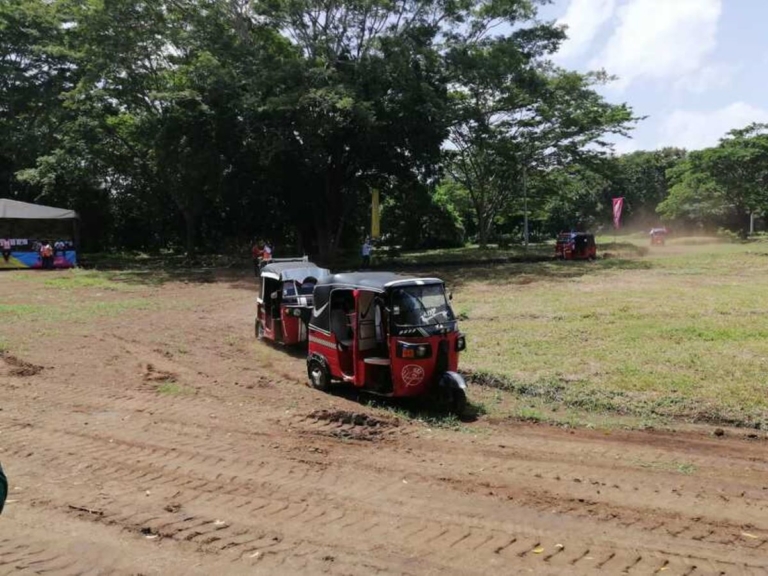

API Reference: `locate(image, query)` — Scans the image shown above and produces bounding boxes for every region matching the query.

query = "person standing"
[361,238,372,269]
[40,240,54,270]
[251,241,263,276]
[0,237,10,263]
[262,242,273,266]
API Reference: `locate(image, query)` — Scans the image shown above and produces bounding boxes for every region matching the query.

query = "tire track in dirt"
[3,418,767,576]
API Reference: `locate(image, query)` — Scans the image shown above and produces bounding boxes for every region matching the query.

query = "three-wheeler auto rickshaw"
[555,232,597,260]
[650,227,668,246]
[306,272,468,414]
[256,258,330,345]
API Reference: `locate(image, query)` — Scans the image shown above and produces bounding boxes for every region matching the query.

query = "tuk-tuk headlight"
[456,334,466,352]
[397,342,432,359]
[288,308,302,317]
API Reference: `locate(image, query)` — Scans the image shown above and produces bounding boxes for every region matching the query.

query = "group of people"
[249,237,374,273]
[1,237,72,267]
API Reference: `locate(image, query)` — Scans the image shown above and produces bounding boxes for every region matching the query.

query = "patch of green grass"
[156,381,191,396]
[0,299,160,323]
[634,459,698,475]
[42,269,131,291]
[362,398,482,432]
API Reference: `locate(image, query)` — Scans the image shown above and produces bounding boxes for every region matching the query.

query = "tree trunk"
[183,209,197,256]
[476,213,492,248]
[316,156,346,264]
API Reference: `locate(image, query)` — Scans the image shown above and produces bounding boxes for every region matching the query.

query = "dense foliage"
[2,0,765,258]
[0,0,637,257]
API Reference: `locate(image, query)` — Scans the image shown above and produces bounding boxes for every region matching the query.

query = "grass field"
[453,238,768,429]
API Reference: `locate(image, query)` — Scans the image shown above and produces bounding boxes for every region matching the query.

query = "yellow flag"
[371,189,381,239]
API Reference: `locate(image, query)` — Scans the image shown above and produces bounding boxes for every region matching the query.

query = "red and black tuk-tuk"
[256,259,330,345]
[555,232,597,260]
[306,273,468,414]
[650,228,668,246]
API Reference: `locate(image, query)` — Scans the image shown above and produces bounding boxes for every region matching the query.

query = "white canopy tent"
[0,198,78,220]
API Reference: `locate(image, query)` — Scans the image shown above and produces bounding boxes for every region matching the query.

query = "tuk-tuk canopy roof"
[0,198,78,220]
[310,272,446,333]
[261,260,330,282]
[315,272,444,292]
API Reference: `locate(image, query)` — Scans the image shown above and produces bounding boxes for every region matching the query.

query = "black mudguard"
[438,371,467,391]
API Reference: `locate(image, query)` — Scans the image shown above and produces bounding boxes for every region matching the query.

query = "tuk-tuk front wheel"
[255,318,264,340]
[439,386,467,417]
[308,359,330,392]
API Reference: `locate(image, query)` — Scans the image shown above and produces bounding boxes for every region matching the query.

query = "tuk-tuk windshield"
[391,284,454,327]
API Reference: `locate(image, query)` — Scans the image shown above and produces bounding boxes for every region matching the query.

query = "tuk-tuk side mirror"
[449,292,453,301]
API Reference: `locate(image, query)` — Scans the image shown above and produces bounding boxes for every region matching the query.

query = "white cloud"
[659,102,768,150]
[592,0,722,90]
[673,63,738,95]
[556,0,617,60]
[611,138,640,155]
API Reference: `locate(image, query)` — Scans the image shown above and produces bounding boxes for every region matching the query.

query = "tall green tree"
[658,124,768,236]
[445,25,637,246]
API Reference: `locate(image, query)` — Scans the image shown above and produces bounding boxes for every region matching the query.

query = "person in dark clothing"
[1,237,11,263]
[0,462,7,515]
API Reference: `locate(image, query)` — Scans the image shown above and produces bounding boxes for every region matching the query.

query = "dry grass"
[454,240,768,429]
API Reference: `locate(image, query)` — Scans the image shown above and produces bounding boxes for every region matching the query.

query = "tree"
[249,0,453,259]
[0,0,77,199]
[445,25,637,246]
[607,148,686,228]
[658,124,768,236]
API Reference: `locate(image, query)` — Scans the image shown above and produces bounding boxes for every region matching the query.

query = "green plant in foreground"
[157,381,190,396]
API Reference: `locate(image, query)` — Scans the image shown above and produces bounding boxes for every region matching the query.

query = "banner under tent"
[0,198,79,270]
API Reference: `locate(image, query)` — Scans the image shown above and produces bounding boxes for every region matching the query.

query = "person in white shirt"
[361,238,372,269]
[1,237,11,263]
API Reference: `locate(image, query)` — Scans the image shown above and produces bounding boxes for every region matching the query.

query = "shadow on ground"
[323,384,483,424]
[81,256,652,291]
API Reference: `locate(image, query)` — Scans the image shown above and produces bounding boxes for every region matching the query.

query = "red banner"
[612,197,624,230]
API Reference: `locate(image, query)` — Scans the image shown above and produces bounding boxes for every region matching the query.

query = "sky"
[539,0,768,153]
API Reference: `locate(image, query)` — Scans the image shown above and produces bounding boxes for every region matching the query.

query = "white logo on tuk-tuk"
[402,365,425,387]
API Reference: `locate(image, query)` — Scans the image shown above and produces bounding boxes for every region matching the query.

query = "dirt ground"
[1,270,767,576]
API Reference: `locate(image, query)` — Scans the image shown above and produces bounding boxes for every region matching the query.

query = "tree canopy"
[0,0,651,257]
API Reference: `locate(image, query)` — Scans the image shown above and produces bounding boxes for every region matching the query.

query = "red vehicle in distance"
[650,228,668,246]
[256,259,330,345]
[555,232,597,260]
[306,272,468,415]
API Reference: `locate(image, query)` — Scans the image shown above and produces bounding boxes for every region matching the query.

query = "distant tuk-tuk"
[650,228,668,246]
[555,232,597,260]
[256,258,330,345]
[306,273,468,414]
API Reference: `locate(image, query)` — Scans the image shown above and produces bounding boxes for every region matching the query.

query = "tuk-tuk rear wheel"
[308,359,330,392]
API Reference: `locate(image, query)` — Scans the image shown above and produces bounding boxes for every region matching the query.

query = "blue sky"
[538,0,768,152]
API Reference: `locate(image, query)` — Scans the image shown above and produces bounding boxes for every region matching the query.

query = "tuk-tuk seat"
[364,357,390,366]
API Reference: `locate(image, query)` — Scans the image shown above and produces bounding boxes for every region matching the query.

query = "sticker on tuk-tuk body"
[402,365,425,387]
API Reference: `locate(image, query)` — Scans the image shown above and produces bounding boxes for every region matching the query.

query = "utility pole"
[523,165,529,250]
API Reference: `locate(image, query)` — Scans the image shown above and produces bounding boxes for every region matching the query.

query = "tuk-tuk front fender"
[438,371,467,391]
